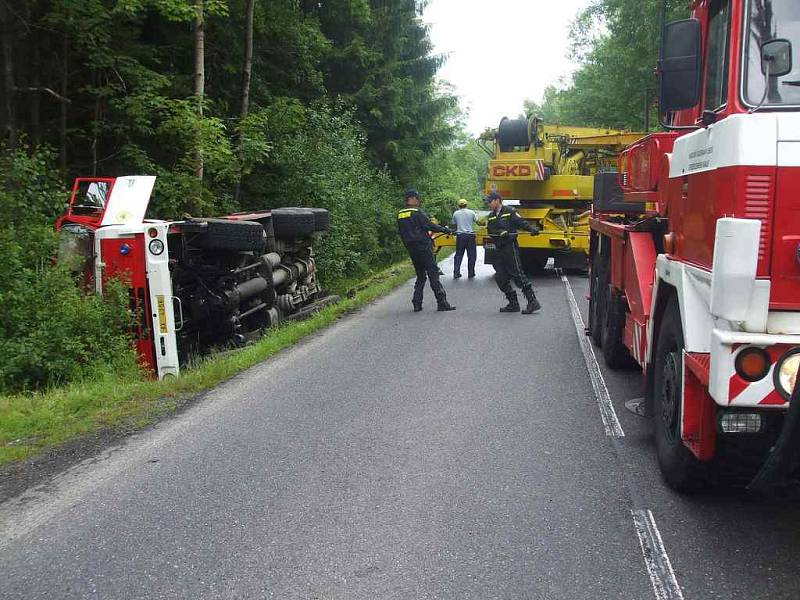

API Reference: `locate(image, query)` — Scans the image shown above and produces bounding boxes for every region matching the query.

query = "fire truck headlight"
[774,350,800,401]
[148,239,165,256]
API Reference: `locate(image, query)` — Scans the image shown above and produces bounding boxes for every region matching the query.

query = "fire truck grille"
[743,173,773,264]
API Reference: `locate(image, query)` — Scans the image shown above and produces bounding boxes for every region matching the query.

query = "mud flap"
[748,371,800,492]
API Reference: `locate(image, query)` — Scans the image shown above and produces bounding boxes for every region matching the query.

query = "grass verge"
[0,259,419,467]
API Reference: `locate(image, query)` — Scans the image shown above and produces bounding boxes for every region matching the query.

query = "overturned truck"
[56,176,336,379]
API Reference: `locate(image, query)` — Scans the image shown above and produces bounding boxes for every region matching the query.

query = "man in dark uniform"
[397,189,456,312]
[485,191,542,314]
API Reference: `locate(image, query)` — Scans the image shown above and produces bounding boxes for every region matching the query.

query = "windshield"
[71,180,110,215]
[744,0,800,107]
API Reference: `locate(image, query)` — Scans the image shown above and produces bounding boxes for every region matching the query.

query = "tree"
[527,0,688,130]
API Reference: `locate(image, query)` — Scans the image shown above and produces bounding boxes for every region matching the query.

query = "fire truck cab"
[589,0,800,489]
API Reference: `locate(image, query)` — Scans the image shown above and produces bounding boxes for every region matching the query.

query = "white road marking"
[632,509,685,600]
[559,273,683,600]
[560,274,625,437]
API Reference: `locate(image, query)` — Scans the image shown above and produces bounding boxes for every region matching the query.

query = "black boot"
[437,300,456,311]
[499,292,520,313]
[522,289,541,314]
[413,302,423,312]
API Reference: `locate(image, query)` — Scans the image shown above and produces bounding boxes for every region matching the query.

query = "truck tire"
[521,250,549,274]
[271,208,315,238]
[281,207,330,232]
[497,117,530,151]
[602,288,634,369]
[589,241,608,347]
[653,299,707,491]
[193,218,266,252]
[307,208,330,232]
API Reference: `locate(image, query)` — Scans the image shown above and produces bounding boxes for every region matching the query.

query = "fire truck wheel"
[308,208,330,232]
[193,219,267,252]
[280,207,330,232]
[653,299,707,491]
[602,289,634,369]
[271,208,316,238]
[589,245,608,348]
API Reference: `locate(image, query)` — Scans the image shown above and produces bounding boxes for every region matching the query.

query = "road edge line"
[632,508,685,600]
[560,273,625,438]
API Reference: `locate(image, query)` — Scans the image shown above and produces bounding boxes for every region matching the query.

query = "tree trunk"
[194,0,204,182]
[234,0,256,204]
[240,0,254,121]
[0,2,17,149]
[91,70,100,176]
[59,35,68,179]
[31,40,41,147]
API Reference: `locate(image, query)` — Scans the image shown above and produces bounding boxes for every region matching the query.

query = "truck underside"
[57,177,336,378]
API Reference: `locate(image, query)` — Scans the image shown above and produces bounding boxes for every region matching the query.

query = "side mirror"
[762,39,793,78]
[658,19,702,113]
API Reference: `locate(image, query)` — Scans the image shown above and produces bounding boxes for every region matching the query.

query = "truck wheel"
[308,208,330,232]
[653,299,707,491]
[281,207,330,232]
[521,250,549,274]
[602,289,634,369]
[271,208,315,238]
[193,219,266,252]
[589,243,608,347]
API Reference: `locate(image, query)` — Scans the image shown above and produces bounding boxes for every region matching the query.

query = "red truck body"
[589,0,800,489]
[56,176,333,379]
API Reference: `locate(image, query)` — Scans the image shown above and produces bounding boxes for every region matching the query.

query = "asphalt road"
[2,250,800,599]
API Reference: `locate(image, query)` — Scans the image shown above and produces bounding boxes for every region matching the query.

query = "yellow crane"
[436,116,644,272]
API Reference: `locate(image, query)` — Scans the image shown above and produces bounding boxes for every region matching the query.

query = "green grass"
[0,259,419,466]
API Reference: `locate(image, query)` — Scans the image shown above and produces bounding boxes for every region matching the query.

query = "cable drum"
[497,117,531,151]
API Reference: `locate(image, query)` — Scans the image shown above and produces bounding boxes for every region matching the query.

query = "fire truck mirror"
[659,18,702,113]
[761,39,793,78]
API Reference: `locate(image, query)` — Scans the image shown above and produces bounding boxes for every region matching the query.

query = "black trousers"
[454,234,477,276]
[408,245,446,305]
[493,241,533,298]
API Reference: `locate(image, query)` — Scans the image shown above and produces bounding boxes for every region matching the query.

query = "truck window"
[72,181,109,215]
[704,0,731,111]
[744,0,800,107]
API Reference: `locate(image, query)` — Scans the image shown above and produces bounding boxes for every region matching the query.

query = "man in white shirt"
[452,199,478,279]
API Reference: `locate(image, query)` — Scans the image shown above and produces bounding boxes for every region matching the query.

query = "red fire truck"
[56,176,334,379]
[589,0,800,490]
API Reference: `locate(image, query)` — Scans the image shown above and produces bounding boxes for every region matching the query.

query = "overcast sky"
[423,0,594,136]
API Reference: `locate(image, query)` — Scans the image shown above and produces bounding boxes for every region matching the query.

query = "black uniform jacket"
[486,205,538,246]
[397,207,449,250]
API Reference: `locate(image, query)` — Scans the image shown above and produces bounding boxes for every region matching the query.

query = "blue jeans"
[454,234,477,276]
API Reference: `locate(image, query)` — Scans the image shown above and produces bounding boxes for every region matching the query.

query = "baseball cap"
[404,188,420,199]
[484,191,503,203]
[458,198,468,207]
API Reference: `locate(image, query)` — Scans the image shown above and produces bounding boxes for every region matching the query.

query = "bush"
[0,148,139,393]
[242,101,406,282]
